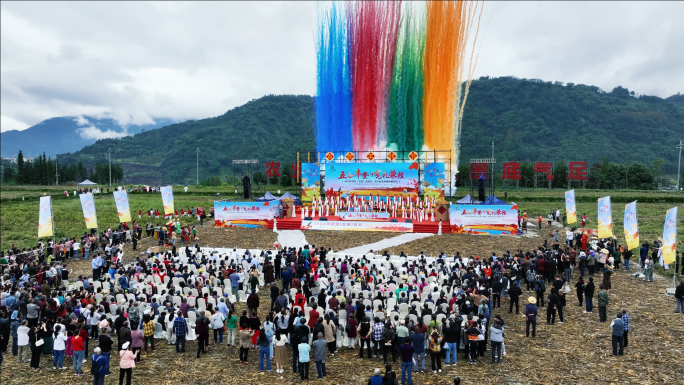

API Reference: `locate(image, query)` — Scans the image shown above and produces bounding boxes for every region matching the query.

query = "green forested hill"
[56,95,316,184]
[460,77,683,168]
[56,78,683,185]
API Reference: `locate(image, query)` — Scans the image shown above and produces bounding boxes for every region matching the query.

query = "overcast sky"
[2,1,682,134]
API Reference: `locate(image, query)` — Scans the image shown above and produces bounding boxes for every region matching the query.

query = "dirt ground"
[304,231,406,253]
[3,227,683,385]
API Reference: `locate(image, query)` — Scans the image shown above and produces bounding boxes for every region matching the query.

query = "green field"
[1,185,682,259]
[0,184,298,249]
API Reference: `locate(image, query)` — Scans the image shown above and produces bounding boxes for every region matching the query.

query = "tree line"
[199,163,296,187]
[1,150,124,185]
[456,157,676,190]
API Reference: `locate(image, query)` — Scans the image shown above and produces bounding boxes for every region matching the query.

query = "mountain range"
[0,116,173,158]
[2,77,682,185]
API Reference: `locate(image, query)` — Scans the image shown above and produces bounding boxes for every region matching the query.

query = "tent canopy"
[78,179,97,185]
[456,194,480,204]
[278,192,300,205]
[454,194,507,205]
[255,192,278,202]
[485,195,507,205]
[278,192,297,200]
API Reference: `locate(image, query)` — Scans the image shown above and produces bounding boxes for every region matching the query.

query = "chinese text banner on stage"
[114,191,132,223]
[324,163,419,198]
[214,201,280,228]
[79,193,98,229]
[338,212,390,221]
[597,196,613,238]
[565,190,576,224]
[662,207,677,264]
[160,186,174,216]
[449,204,518,235]
[38,196,54,237]
[301,220,413,232]
[623,201,639,250]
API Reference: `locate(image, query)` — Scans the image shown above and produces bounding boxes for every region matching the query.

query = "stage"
[268,211,443,234]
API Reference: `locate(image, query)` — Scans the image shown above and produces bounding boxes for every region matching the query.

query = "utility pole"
[55,156,59,185]
[196,147,199,185]
[491,141,495,159]
[108,148,112,187]
[677,140,683,192]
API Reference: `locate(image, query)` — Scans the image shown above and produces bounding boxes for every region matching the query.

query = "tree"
[201,176,222,187]
[77,161,87,181]
[16,150,25,184]
[627,163,653,189]
[651,159,666,188]
[252,172,266,185]
[280,175,292,187]
[552,161,568,189]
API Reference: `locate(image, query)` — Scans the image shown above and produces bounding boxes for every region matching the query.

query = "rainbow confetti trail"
[316,1,483,167]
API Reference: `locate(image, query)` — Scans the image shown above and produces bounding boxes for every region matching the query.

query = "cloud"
[76,125,128,141]
[73,115,90,126]
[1,2,682,133]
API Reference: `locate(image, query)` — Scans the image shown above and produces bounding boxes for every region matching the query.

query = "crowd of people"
[0,220,682,384]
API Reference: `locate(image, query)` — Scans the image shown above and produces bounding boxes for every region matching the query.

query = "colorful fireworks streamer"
[315,1,482,165]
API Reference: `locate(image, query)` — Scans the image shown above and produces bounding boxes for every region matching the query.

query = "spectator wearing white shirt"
[17,320,31,363]
[52,325,68,369]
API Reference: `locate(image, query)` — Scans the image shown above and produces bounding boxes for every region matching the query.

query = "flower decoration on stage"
[366,152,375,161]
[325,152,335,162]
[387,151,397,161]
[345,152,355,161]
[408,151,419,161]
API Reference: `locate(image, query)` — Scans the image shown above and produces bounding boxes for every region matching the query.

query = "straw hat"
[528,296,537,304]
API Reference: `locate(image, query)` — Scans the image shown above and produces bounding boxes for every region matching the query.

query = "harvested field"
[3,228,683,385]
[382,227,552,258]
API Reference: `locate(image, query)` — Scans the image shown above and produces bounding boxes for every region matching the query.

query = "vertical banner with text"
[160,186,174,216]
[301,163,321,205]
[114,190,132,223]
[424,163,446,199]
[597,196,613,238]
[565,190,576,224]
[662,207,678,264]
[79,193,98,229]
[38,196,54,238]
[623,201,639,250]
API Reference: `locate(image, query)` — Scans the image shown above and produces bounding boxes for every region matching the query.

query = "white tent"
[78,179,97,185]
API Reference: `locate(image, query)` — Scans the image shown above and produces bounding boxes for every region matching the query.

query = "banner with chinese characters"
[38,196,54,237]
[301,219,413,232]
[113,190,132,223]
[623,201,639,250]
[324,163,418,199]
[301,163,321,205]
[214,201,280,228]
[338,211,390,221]
[597,196,613,238]
[160,186,174,216]
[565,190,576,224]
[662,207,677,264]
[423,163,446,199]
[449,204,518,235]
[79,193,98,229]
